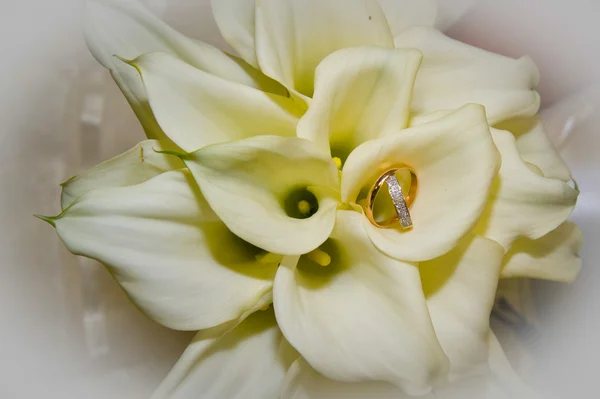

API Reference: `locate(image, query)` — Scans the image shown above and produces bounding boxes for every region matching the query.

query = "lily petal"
[85,0,285,139]
[487,333,538,399]
[282,359,405,399]
[183,136,340,255]
[474,129,578,249]
[274,210,448,395]
[501,222,582,283]
[282,332,533,399]
[60,140,182,209]
[131,52,304,152]
[211,0,258,68]
[85,0,276,88]
[49,170,277,330]
[297,46,422,157]
[283,359,504,399]
[421,236,504,379]
[152,309,288,399]
[282,329,534,399]
[496,118,572,182]
[377,0,437,36]
[434,0,479,31]
[342,104,500,262]
[395,27,540,125]
[211,0,427,70]
[255,0,394,98]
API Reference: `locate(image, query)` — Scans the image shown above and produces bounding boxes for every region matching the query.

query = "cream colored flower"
[38,0,581,398]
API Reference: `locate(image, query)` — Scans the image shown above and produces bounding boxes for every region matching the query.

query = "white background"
[0,0,598,397]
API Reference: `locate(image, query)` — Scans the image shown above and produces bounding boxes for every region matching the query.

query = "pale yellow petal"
[496,117,572,182]
[282,359,406,399]
[501,222,582,282]
[211,0,258,68]
[85,0,285,139]
[434,0,479,31]
[282,356,530,399]
[395,27,540,125]
[487,333,538,399]
[297,46,422,158]
[49,170,277,330]
[152,309,288,399]
[377,0,436,36]
[421,236,504,379]
[255,0,394,98]
[60,140,182,209]
[474,129,578,249]
[342,104,499,261]
[183,136,340,255]
[274,210,448,395]
[131,52,304,151]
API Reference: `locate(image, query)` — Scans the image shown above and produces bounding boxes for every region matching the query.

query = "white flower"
[38,0,581,398]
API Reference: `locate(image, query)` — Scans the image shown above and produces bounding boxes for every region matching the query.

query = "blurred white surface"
[0,0,598,398]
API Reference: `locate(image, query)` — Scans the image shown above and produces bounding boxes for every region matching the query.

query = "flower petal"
[501,222,582,283]
[85,0,286,139]
[474,129,578,249]
[496,117,572,182]
[284,332,535,399]
[183,136,340,255]
[297,47,422,157]
[131,52,304,152]
[211,0,258,68]
[395,27,540,125]
[421,236,504,379]
[282,331,530,399]
[282,357,526,399]
[255,0,394,98]
[60,140,182,209]
[377,0,436,36]
[274,210,448,395]
[342,104,500,261]
[284,329,537,399]
[434,0,479,31]
[49,170,277,330]
[282,359,406,399]
[283,359,502,399]
[85,0,269,86]
[487,333,538,399]
[152,309,288,399]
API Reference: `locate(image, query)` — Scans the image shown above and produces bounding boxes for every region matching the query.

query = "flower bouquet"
[38,0,581,397]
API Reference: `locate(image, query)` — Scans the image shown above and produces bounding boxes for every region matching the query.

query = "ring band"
[365,168,416,229]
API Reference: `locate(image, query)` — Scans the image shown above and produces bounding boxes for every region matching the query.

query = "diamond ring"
[365,167,417,229]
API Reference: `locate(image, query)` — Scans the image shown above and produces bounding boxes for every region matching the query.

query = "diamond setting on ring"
[385,174,413,229]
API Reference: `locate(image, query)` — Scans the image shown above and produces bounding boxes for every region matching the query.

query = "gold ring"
[365,167,417,229]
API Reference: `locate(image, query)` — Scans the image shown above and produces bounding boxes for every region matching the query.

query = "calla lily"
[296,46,422,158]
[341,104,499,262]
[497,117,572,182]
[395,27,541,125]
[154,234,507,398]
[151,308,294,399]
[501,221,582,283]
[254,0,394,101]
[178,135,340,256]
[85,0,290,144]
[473,128,578,249]
[48,158,277,331]
[38,0,583,398]
[126,52,304,151]
[174,104,515,393]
